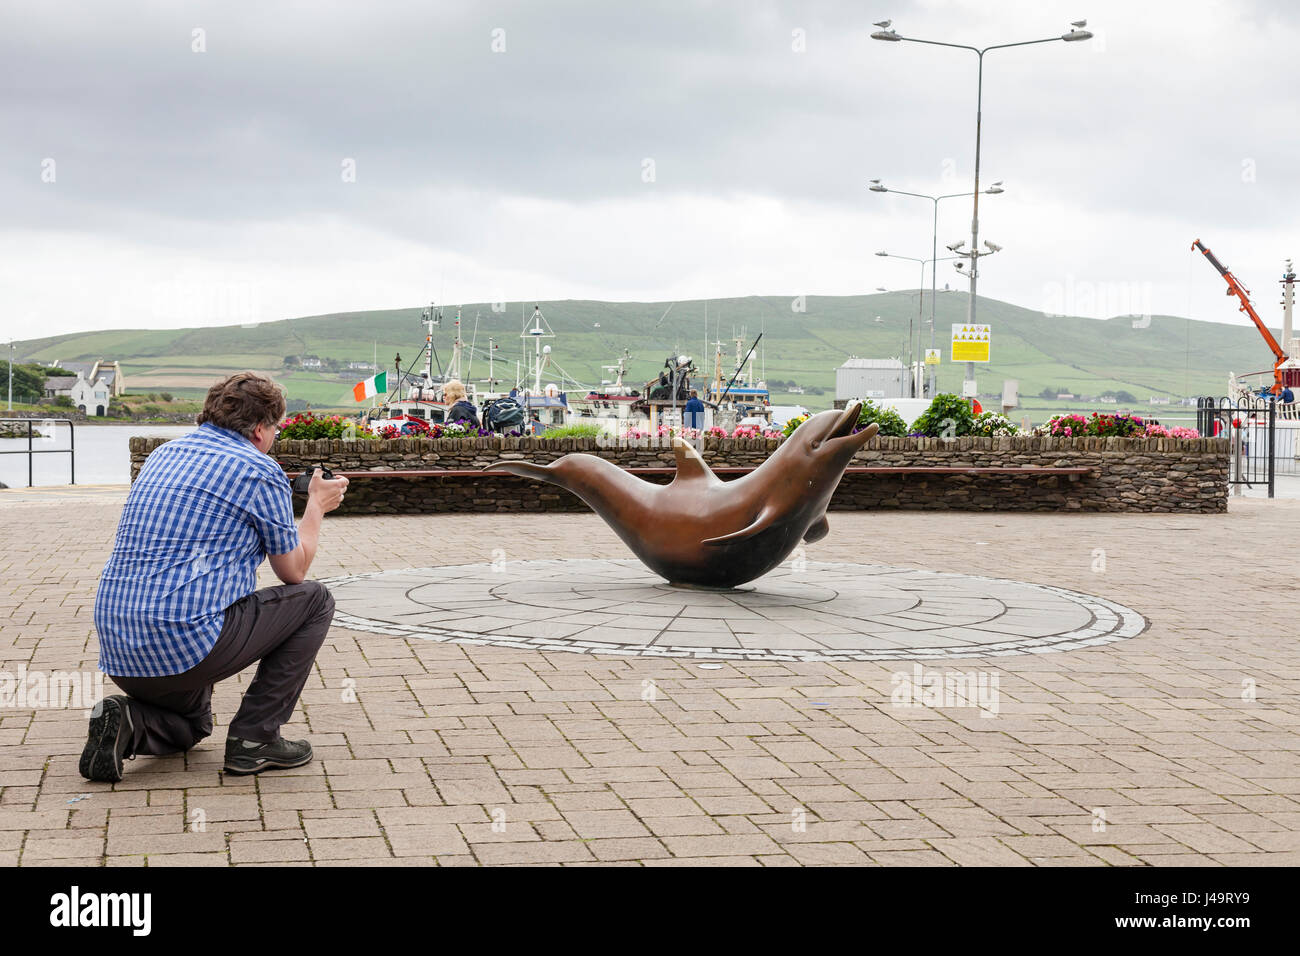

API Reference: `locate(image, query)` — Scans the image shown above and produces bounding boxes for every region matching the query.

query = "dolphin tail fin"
[702,507,777,546]
[803,516,830,543]
[482,461,554,481]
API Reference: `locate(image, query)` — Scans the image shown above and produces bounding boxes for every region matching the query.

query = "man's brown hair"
[197,371,286,439]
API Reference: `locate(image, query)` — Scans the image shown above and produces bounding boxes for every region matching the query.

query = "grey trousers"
[109,581,335,754]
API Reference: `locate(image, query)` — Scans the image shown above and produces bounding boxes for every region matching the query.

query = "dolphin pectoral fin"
[803,515,830,543]
[672,437,717,484]
[702,507,777,546]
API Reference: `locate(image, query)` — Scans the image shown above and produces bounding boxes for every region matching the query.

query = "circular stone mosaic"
[319,559,1148,662]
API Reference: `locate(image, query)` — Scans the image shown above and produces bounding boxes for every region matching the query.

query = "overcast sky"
[2,0,1296,342]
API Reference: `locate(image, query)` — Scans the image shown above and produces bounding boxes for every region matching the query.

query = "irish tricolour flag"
[352,370,386,402]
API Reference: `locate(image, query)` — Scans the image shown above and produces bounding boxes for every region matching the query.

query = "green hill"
[11,292,1274,416]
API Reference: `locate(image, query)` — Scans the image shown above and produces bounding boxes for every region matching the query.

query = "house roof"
[44,376,77,390]
[838,358,903,370]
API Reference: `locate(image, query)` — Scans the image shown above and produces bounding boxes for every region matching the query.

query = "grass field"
[13,292,1266,415]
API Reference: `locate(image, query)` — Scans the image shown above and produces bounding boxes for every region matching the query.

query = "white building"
[835,357,912,402]
[70,372,112,416]
[53,360,126,397]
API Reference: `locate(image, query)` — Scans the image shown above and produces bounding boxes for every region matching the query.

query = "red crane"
[1192,239,1287,395]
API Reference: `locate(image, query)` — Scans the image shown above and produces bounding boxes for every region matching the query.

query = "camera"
[291,466,335,495]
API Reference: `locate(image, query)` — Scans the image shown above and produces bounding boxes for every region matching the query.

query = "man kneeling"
[82,372,349,781]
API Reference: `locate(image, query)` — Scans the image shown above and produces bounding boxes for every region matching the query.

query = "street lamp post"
[868,182,1003,349]
[6,341,13,412]
[876,253,961,396]
[872,18,1093,397]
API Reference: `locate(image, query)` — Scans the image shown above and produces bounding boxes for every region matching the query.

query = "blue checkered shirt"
[94,423,300,677]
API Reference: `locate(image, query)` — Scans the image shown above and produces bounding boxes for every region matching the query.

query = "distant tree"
[3,361,46,398]
[146,392,159,402]
[141,404,163,417]
[1038,386,1056,400]
[1114,390,1137,404]
[284,355,299,366]
[159,392,174,402]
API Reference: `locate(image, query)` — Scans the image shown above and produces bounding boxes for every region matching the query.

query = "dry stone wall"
[129,434,1229,515]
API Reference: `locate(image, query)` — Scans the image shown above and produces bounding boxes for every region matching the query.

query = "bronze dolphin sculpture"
[483,402,878,588]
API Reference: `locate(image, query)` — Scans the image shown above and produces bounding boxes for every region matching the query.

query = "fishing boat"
[705,332,772,427]
[360,305,481,433]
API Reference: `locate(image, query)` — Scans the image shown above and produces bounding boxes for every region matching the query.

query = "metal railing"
[0,418,76,487]
[1197,397,1276,497]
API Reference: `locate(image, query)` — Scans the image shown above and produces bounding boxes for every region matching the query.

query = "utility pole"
[6,341,13,411]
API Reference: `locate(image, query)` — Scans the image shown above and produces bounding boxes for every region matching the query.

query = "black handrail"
[0,418,76,487]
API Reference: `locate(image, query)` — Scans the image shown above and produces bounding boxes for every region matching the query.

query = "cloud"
[1,0,1296,340]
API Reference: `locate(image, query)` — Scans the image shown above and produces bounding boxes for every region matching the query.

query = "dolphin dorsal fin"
[671,437,718,484]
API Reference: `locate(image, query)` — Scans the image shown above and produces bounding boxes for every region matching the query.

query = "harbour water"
[0,424,195,488]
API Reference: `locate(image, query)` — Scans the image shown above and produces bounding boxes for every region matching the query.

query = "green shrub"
[141,404,163,416]
[160,392,174,403]
[909,393,975,438]
[538,423,603,439]
[857,399,909,437]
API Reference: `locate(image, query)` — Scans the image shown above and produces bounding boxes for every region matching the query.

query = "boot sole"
[223,748,313,776]
[79,697,130,783]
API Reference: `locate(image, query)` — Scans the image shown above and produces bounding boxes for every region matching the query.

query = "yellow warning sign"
[951,324,991,363]
[924,349,941,365]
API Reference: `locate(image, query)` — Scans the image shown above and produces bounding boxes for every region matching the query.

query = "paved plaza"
[2,487,1299,866]
[327,560,1147,661]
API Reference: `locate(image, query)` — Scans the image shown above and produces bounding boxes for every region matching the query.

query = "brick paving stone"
[5,492,1300,866]
[385,824,470,857]
[585,837,671,861]
[229,839,309,864]
[472,841,595,865]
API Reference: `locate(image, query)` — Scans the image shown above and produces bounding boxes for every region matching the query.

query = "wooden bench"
[283,465,1093,482]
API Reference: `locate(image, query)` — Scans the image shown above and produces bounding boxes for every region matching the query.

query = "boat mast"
[523,305,553,396]
[420,301,439,389]
[1283,259,1296,360]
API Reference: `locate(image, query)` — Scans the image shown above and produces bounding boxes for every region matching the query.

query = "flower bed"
[1043,412,1198,440]
[624,424,785,441]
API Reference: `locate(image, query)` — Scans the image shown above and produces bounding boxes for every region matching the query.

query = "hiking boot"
[223,735,313,775]
[79,695,135,783]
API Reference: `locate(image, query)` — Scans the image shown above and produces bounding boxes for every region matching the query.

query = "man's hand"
[308,468,349,512]
[268,469,349,584]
